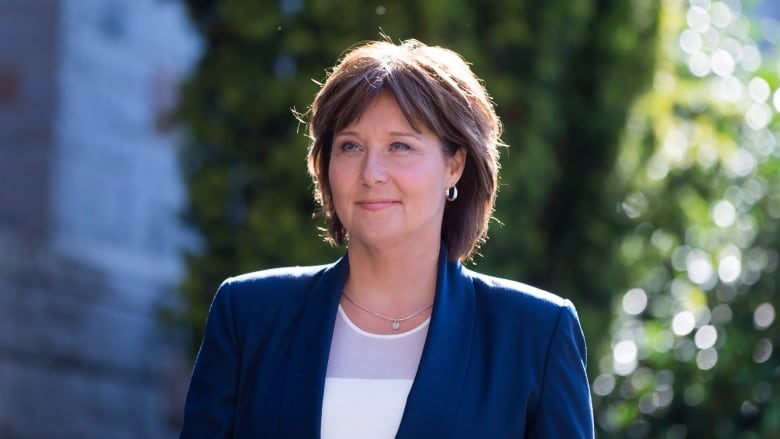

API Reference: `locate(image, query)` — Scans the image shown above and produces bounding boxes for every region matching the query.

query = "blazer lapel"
[396,248,476,437]
[276,249,476,438]
[279,256,348,437]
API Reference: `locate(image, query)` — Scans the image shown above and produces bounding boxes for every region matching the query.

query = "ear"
[446,148,466,187]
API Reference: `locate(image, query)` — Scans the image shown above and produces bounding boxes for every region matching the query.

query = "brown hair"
[305,39,502,262]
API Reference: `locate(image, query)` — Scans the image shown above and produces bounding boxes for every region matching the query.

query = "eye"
[339,141,361,153]
[390,142,411,152]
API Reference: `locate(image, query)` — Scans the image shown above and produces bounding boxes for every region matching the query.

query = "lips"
[356,199,400,211]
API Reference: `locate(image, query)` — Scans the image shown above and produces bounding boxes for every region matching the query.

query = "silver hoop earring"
[446,186,458,202]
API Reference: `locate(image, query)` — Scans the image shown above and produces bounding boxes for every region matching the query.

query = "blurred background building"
[0,0,200,437]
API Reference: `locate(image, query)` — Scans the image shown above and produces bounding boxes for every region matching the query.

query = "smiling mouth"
[356,200,399,211]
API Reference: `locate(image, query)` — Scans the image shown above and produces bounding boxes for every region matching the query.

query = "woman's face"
[328,93,464,252]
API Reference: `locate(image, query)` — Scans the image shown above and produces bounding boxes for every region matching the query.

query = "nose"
[360,149,388,186]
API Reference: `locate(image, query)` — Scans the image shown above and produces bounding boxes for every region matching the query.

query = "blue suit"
[181,248,594,438]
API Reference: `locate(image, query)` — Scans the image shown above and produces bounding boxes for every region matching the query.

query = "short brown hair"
[305,39,501,262]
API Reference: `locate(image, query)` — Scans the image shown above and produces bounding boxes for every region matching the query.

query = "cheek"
[404,170,445,202]
[327,164,342,190]
[327,162,351,204]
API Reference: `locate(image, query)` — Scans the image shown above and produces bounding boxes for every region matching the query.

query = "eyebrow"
[334,130,422,139]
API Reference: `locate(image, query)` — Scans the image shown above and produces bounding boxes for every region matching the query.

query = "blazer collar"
[397,248,475,437]
[279,248,475,437]
[279,255,348,437]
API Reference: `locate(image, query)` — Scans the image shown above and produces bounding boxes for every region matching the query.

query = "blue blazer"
[181,249,594,438]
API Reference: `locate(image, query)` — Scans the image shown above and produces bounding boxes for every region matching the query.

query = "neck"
[344,240,441,309]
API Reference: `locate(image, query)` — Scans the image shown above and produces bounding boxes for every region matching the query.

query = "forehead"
[343,93,413,126]
[336,89,427,136]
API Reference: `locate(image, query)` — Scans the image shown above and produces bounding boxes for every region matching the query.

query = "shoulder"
[214,260,340,308]
[203,259,346,340]
[462,267,578,321]
[464,267,570,307]
[461,267,588,366]
[225,263,334,289]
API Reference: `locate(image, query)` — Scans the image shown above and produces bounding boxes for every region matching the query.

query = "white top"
[320,305,430,439]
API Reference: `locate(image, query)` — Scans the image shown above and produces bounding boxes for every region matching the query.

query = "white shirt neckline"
[337,304,431,339]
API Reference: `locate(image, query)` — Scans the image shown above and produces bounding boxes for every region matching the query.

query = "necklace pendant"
[392,320,401,330]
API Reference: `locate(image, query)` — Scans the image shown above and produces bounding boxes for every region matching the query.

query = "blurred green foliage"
[173,0,779,436]
[592,0,780,437]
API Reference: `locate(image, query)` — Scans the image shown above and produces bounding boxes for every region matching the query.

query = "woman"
[181,39,594,438]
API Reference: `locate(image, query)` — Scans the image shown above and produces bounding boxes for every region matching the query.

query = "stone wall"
[0,0,200,437]
[0,0,58,236]
[0,231,184,438]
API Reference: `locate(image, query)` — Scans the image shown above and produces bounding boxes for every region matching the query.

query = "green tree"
[591,0,780,437]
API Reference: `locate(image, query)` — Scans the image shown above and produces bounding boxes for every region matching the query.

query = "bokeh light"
[672,311,696,336]
[695,347,718,370]
[752,338,773,363]
[694,324,718,349]
[623,288,649,315]
[711,200,736,227]
[613,340,639,375]
[747,77,771,102]
[753,302,775,330]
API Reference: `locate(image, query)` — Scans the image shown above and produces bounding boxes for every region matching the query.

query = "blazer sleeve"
[180,280,240,438]
[526,300,594,438]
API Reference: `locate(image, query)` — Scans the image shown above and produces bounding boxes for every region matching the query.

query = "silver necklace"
[341,292,433,330]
